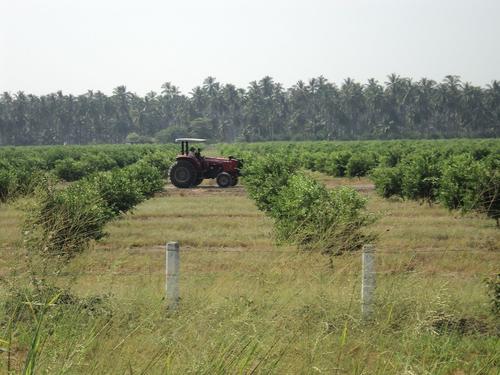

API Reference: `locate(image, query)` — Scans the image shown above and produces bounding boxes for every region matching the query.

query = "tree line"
[1,74,499,145]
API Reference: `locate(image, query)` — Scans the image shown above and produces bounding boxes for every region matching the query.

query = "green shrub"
[439,154,479,210]
[109,150,141,168]
[400,152,441,202]
[379,147,404,167]
[54,158,88,181]
[25,182,112,259]
[140,151,176,178]
[465,156,499,225]
[243,152,375,255]
[54,154,120,182]
[85,171,144,216]
[83,152,118,172]
[24,156,167,262]
[274,173,375,254]
[346,153,377,177]
[310,152,328,172]
[271,172,328,235]
[79,156,167,218]
[471,146,491,160]
[243,154,298,213]
[440,154,499,225]
[371,166,403,198]
[125,160,164,198]
[326,151,352,177]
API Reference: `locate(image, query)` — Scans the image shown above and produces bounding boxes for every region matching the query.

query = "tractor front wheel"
[231,176,238,186]
[216,172,232,188]
[169,160,197,188]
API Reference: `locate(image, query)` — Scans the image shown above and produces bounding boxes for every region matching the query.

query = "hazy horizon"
[1,0,500,96]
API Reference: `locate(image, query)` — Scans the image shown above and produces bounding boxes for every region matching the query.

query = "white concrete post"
[361,244,375,320]
[166,241,180,309]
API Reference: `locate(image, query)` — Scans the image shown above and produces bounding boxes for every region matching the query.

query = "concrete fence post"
[361,244,375,320]
[166,241,180,309]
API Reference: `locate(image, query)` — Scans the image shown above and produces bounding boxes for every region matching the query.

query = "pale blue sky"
[1,0,499,95]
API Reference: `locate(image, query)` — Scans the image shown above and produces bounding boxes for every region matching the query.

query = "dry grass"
[0,177,499,374]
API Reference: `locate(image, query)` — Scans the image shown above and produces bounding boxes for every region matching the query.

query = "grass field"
[0,175,499,374]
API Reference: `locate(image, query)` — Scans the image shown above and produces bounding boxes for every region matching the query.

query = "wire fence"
[121,246,498,254]
[1,242,498,321]
[1,244,497,279]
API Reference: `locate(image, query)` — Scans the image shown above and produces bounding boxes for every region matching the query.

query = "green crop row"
[371,152,499,225]
[221,139,499,177]
[221,139,500,225]
[0,144,177,202]
[25,154,174,260]
[243,154,375,255]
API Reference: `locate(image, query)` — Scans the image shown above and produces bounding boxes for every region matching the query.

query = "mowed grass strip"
[99,193,273,249]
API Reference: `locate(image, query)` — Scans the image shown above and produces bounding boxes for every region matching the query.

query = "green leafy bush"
[25,182,112,259]
[326,151,352,177]
[1,157,46,197]
[24,155,168,263]
[400,152,441,202]
[54,158,88,181]
[243,154,298,213]
[271,172,328,235]
[371,166,403,198]
[140,151,176,178]
[243,153,375,255]
[379,147,404,167]
[54,154,119,181]
[225,140,499,223]
[440,154,499,225]
[346,153,377,177]
[83,152,118,172]
[310,152,329,172]
[465,156,499,225]
[125,160,164,198]
[85,171,144,216]
[439,154,479,210]
[274,173,375,254]
[0,144,177,203]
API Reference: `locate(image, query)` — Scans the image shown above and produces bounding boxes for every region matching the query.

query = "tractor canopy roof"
[175,138,207,143]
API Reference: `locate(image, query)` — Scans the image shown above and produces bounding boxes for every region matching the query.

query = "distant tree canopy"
[1,75,499,146]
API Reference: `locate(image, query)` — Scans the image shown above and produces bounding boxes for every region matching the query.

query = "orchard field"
[0,139,499,374]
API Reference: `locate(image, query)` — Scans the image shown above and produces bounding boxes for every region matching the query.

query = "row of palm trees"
[0,75,499,145]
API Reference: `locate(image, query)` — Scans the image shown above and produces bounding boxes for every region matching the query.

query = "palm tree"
[111,86,134,142]
[339,78,366,139]
[437,75,463,136]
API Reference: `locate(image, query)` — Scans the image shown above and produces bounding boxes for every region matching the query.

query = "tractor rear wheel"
[216,172,232,188]
[169,160,197,188]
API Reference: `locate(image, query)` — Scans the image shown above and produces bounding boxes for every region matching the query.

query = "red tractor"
[169,138,242,188]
